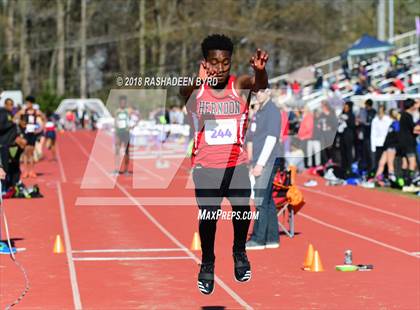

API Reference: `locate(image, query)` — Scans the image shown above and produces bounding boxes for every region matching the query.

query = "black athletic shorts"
[399,144,416,158]
[116,130,130,145]
[24,133,37,146]
[192,164,251,209]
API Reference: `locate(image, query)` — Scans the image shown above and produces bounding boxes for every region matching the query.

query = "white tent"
[0,90,23,107]
[55,98,111,118]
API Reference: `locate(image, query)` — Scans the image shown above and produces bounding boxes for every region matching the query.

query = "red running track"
[0,130,419,309]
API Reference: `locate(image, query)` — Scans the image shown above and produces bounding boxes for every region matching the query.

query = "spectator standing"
[359,99,377,175]
[375,109,400,183]
[246,89,281,250]
[299,108,321,168]
[297,107,313,168]
[0,99,26,190]
[370,105,392,173]
[399,99,419,185]
[0,98,17,189]
[338,101,356,176]
[317,101,338,164]
[65,110,76,131]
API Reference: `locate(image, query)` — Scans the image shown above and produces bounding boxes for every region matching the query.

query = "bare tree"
[155,0,177,76]
[5,0,15,62]
[56,0,65,96]
[80,0,87,98]
[57,0,65,95]
[19,0,31,95]
[139,0,146,75]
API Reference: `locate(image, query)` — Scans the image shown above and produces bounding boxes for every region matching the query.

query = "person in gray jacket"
[246,89,281,250]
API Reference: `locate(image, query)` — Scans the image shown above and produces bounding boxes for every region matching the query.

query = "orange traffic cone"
[190,232,201,251]
[53,234,64,254]
[303,243,314,270]
[309,250,324,272]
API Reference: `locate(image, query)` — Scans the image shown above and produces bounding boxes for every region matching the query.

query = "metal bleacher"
[269,30,420,111]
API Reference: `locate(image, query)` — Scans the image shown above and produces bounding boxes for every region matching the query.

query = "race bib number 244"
[204,119,237,145]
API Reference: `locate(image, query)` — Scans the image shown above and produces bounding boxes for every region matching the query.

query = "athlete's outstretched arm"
[236,49,269,92]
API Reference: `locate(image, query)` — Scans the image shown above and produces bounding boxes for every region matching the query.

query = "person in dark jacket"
[316,100,338,164]
[399,99,419,185]
[338,101,356,176]
[359,99,377,175]
[0,99,19,188]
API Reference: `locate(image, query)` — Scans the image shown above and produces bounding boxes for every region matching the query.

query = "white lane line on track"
[75,197,197,206]
[301,187,420,225]
[73,256,193,262]
[131,154,187,159]
[57,181,83,309]
[73,248,185,253]
[69,133,253,310]
[56,141,67,183]
[299,212,420,259]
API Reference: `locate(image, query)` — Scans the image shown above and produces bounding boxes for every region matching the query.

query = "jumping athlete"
[114,95,132,175]
[180,34,268,295]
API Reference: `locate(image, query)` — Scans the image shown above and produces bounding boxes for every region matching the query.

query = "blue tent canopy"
[345,34,393,57]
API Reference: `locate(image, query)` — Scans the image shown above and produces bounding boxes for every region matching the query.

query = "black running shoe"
[197,263,214,295]
[233,252,251,282]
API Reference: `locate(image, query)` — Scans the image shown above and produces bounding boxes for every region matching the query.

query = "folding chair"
[272,168,305,238]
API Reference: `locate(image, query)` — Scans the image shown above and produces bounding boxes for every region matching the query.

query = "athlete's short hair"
[26,95,35,103]
[201,34,233,59]
[403,98,414,110]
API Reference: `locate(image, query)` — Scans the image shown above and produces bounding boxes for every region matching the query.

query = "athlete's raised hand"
[250,49,268,72]
[199,61,218,80]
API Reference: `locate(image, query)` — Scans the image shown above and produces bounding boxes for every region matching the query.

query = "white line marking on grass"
[57,181,83,309]
[299,212,420,259]
[73,256,193,262]
[56,141,67,183]
[301,187,420,225]
[70,132,253,310]
[73,248,185,254]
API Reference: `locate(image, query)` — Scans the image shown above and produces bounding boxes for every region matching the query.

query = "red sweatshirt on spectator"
[298,113,314,140]
[393,78,405,91]
[280,111,289,142]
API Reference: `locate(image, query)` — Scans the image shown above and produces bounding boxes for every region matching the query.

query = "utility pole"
[80,0,87,98]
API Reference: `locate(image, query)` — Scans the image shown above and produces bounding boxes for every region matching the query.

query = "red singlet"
[191,75,249,168]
